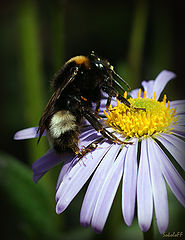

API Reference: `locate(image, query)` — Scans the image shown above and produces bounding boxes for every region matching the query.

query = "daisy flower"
[14,70,185,234]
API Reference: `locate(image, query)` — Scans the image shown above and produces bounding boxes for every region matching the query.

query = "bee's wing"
[54,66,79,97]
[37,67,79,142]
[37,88,60,142]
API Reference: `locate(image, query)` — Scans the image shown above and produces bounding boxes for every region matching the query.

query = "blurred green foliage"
[0,0,185,239]
[0,152,60,240]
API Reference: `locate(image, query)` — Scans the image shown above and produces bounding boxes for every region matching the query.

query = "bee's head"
[89,51,130,90]
[89,51,112,77]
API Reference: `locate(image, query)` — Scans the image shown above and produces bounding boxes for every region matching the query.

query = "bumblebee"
[38,51,133,154]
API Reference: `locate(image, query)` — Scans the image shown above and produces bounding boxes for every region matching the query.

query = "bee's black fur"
[38,51,132,154]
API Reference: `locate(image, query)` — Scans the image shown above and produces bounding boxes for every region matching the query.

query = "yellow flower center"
[103,89,177,139]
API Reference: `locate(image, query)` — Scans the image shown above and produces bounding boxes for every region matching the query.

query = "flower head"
[14,70,185,234]
[104,90,177,139]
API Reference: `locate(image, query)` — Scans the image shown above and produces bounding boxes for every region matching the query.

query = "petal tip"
[161,69,176,78]
[124,218,133,227]
[32,175,38,184]
[159,225,168,235]
[139,222,151,233]
[80,221,89,228]
[13,132,19,140]
[92,226,102,234]
[56,204,64,215]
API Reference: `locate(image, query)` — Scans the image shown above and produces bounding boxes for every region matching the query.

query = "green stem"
[50,0,65,70]
[17,0,47,163]
[127,0,148,87]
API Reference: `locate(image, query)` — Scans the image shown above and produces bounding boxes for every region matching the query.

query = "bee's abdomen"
[49,110,76,137]
[47,110,80,153]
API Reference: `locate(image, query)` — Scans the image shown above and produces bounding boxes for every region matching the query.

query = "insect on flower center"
[103,89,177,139]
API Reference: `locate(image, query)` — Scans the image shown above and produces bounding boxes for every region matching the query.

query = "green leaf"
[0,152,60,240]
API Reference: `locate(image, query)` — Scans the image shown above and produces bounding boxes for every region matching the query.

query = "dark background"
[0,0,185,239]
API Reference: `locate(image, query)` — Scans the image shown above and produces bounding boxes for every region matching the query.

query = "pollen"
[103,90,177,139]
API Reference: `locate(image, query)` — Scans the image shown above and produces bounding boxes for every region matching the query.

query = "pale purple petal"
[137,138,153,232]
[14,127,46,140]
[56,156,78,191]
[78,133,102,149]
[141,80,155,98]
[81,124,94,132]
[157,133,185,171]
[172,125,185,133]
[153,141,185,207]
[141,71,176,99]
[99,97,117,110]
[80,144,122,227]
[91,93,122,117]
[55,141,111,213]
[176,115,185,126]
[147,138,169,234]
[171,130,185,138]
[32,149,71,183]
[173,104,185,115]
[152,70,176,100]
[56,136,106,190]
[171,125,185,133]
[91,147,127,232]
[130,89,143,98]
[79,128,96,141]
[170,99,185,107]
[80,124,112,142]
[122,139,138,226]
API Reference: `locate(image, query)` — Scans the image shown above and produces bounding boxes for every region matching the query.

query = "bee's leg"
[78,137,103,159]
[95,100,101,116]
[102,85,145,111]
[102,85,131,108]
[82,107,132,145]
[105,96,112,109]
[117,93,146,111]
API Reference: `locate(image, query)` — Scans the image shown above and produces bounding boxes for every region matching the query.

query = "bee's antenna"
[111,67,131,91]
[113,78,126,92]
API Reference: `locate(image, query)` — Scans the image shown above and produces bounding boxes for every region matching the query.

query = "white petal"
[91,147,127,232]
[152,141,185,208]
[147,138,169,234]
[55,141,110,213]
[137,138,153,232]
[80,144,121,227]
[157,133,185,171]
[122,139,138,226]
[152,70,176,100]
[141,80,155,98]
